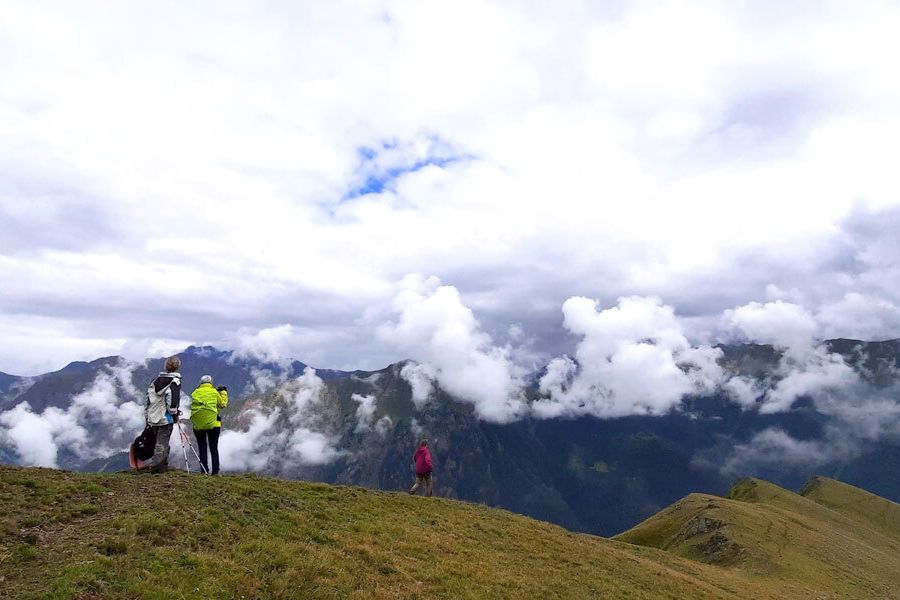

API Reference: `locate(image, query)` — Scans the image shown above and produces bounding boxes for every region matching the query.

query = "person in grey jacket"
[139,355,182,473]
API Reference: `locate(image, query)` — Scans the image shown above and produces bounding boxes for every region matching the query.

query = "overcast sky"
[2,0,900,376]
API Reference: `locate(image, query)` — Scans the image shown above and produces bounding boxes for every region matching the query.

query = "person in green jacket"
[190,375,228,475]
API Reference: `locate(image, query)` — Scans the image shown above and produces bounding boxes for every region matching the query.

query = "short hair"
[200,375,213,384]
[165,356,181,373]
[419,439,428,447]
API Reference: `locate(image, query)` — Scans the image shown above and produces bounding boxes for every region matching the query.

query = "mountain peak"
[181,345,232,359]
[58,360,91,373]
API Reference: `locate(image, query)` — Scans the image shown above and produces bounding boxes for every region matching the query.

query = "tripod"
[176,417,208,475]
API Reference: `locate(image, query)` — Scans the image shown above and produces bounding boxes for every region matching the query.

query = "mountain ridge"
[2,467,898,599]
[4,335,899,393]
[1,338,900,538]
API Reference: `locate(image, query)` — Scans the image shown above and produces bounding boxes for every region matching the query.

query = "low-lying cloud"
[716,384,900,478]
[351,393,393,436]
[718,428,858,476]
[533,296,724,419]
[2,277,898,479]
[229,324,297,365]
[218,367,345,472]
[399,362,436,409]
[724,300,818,349]
[377,274,527,423]
[0,361,143,467]
[374,280,898,430]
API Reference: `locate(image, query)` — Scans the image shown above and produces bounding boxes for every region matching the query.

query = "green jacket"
[190,383,228,430]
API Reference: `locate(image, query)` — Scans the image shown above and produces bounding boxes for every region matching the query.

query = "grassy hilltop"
[1,466,898,599]
[616,476,900,599]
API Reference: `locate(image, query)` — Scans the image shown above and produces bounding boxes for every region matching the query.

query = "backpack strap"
[149,378,174,398]
[154,373,182,395]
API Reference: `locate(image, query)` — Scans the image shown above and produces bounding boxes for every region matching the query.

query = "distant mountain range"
[1,339,899,536]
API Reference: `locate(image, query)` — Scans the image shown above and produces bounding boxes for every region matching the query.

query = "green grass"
[616,476,900,599]
[0,466,896,599]
[800,476,900,541]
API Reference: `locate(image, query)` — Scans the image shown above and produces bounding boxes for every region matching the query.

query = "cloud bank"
[218,367,345,472]
[533,296,724,419]
[0,361,143,467]
[377,274,527,423]
[717,381,900,478]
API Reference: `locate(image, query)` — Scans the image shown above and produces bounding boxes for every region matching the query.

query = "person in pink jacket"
[409,439,433,497]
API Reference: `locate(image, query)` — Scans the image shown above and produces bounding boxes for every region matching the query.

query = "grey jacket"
[145,372,182,426]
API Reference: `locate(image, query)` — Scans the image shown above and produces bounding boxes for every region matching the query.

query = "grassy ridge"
[800,476,900,541]
[0,466,785,600]
[2,467,898,599]
[616,477,900,599]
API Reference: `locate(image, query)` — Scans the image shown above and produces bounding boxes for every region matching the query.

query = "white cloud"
[533,296,725,419]
[229,325,297,365]
[722,376,763,408]
[723,300,818,349]
[719,428,857,476]
[288,428,344,466]
[399,362,436,409]
[217,367,344,471]
[350,392,393,436]
[283,367,326,417]
[537,355,577,402]
[687,286,900,470]
[0,360,144,466]
[816,293,900,341]
[218,409,283,472]
[721,298,871,414]
[247,367,288,394]
[280,367,345,465]
[378,275,527,423]
[717,379,900,476]
[119,338,194,363]
[761,347,857,414]
[352,393,377,433]
[2,2,900,377]
[374,415,393,437]
[0,402,62,467]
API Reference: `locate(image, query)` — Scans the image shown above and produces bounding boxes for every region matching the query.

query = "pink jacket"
[414,446,433,475]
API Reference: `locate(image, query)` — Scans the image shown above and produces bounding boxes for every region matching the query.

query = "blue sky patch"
[343,138,471,201]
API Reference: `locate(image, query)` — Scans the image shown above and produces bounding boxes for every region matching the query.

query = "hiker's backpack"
[132,425,157,461]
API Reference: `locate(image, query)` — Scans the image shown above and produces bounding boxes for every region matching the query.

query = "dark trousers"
[144,423,173,473]
[194,427,220,475]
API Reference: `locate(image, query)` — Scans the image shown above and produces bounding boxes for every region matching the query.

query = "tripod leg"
[182,422,209,475]
[177,422,191,474]
[188,436,208,475]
